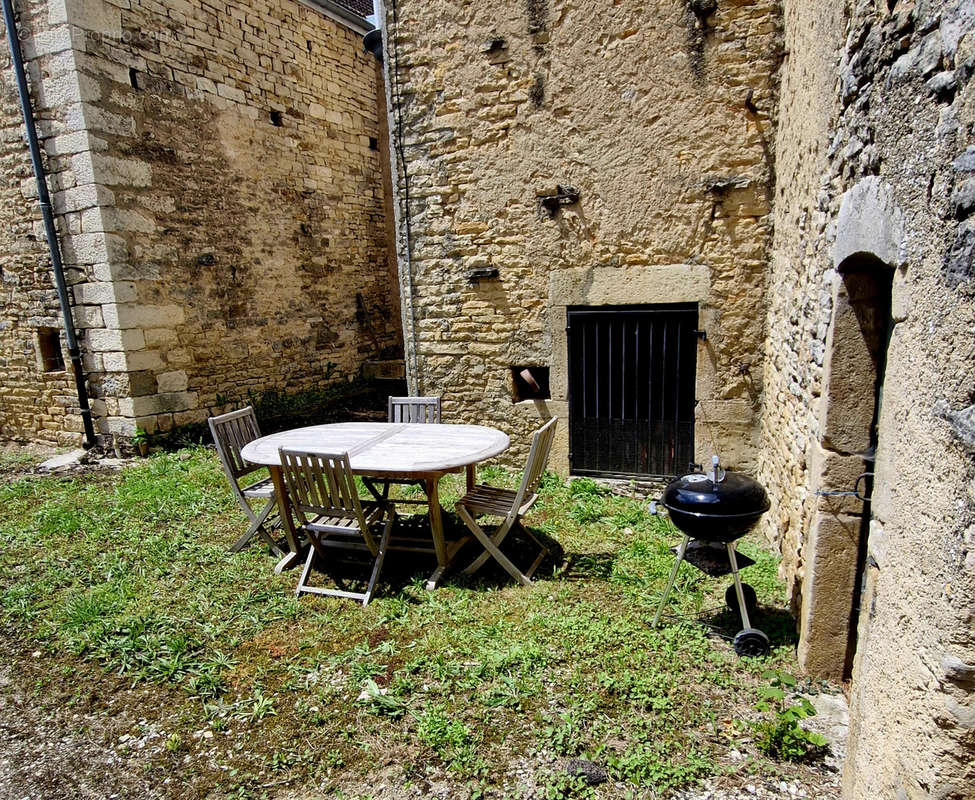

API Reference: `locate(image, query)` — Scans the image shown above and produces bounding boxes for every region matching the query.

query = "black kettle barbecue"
[651,456,772,657]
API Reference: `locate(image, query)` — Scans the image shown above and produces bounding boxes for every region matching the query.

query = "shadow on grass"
[441,521,569,591]
[290,513,569,597]
[699,602,799,650]
[558,551,617,580]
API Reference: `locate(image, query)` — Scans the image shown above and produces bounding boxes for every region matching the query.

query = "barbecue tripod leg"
[652,535,690,628]
[726,543,752,630]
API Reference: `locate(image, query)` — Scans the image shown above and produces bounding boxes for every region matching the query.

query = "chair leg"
[362,513,395,606]
[362,477,387,504]
[256,526,287,559]
[295,541,318,597]
[254,503,286,558]
[231,499,286,557]
[462,512,523,576]
[230,499,272,552]
[515,521,550,579]
[457,507,531,586]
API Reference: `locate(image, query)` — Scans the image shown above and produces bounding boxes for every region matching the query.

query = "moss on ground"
[0,448,833,799]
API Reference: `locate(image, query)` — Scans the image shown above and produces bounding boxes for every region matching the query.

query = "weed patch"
[0,448,824,798]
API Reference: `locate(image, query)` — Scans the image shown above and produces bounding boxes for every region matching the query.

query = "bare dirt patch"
[0,627,167,800]
[0,441,62,478]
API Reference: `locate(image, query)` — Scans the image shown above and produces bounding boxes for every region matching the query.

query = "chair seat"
[458,484,536,517]
[242,476,275,499]
[305,502,386,534]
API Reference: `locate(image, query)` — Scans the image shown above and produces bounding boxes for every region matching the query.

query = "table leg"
[361,476,386,503]
[466,464,475,494]
[424,475,450,590]
[269,465,304,574]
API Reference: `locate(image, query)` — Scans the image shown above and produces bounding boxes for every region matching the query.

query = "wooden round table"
[241,422,510,589]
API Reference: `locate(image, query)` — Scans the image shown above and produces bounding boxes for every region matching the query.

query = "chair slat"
[380,397,443,500]
[514,417,558,509]
[388,396,441,424]
[281,446,394,605]
[279,449,375,551]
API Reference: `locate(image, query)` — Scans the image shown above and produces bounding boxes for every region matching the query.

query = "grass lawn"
[0,448,834,799]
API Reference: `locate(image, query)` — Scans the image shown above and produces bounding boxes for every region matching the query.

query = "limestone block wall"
[1,0,400,442]
[383,0,782,471]
[77,0,399,436]
[762,0,975,795]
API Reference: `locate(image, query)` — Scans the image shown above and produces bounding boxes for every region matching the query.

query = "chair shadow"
[298,512,499,598]
[295,514,797,649]
[558,551,617,581]
[373,510,568,592]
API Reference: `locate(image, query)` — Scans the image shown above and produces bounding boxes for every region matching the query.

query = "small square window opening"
[511,366,550,402]
[36,328,65,373]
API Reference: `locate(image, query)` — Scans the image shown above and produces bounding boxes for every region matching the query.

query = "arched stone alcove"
[797,179,903,679]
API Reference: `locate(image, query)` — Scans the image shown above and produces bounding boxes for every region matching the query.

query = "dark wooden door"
[567,305,697,478]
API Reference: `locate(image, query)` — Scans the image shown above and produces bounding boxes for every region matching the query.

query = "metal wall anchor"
[815,472,874,502]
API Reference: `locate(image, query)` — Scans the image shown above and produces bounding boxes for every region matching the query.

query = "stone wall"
[1,0,400,442]
[761,0,975,795]
[756,0,850,654]
[383,0,782,471]
[0,1,80,445]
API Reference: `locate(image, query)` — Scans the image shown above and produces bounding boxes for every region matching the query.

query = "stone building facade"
[760,0,975,796]
[380,0,975,796]
[0,0,400,445]
[3,0,974,793]
[380,0,782,472]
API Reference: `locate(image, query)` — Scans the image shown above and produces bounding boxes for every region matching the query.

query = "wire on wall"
[387,0,420,393]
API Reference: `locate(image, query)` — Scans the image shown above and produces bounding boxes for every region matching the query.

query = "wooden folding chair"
[365,396,443,509]
[388,396,441,424]
[279,448,395,606]
[209,407,286,557]
[456,417,558,586]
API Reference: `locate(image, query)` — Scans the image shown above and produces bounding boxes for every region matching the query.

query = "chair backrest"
[512,417,558,512]
[278,448,374,550]
[388,396,441,424]
[209,406,263,481]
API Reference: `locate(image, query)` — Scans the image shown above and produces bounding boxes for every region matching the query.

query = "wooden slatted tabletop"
[240,422,509,475]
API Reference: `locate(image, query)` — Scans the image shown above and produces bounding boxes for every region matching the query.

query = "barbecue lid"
[662,461,770,518]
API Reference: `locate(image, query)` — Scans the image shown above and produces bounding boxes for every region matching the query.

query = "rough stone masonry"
[381,0,782,472]
[0,0,400,444]
[760,0,975,796]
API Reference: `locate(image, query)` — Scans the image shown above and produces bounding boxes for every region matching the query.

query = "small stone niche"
[511,366,550,402]
[35,328,65,373]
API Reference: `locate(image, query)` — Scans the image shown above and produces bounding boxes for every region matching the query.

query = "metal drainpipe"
[3,0,96,447]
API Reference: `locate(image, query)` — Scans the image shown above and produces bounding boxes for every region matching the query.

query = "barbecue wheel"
[725,583,758,615]
[733,628,770,658]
